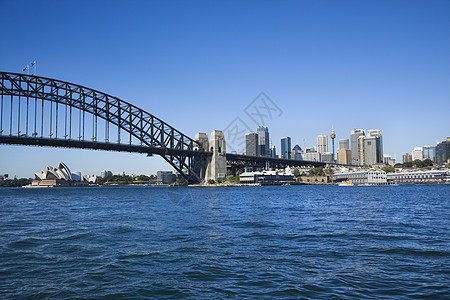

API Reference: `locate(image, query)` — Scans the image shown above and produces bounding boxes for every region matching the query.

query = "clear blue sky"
[1,0,449,177]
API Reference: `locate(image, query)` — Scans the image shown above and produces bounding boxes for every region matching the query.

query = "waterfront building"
[423,145,436,162]
[436,138,450,164]
[339,139,349,150]
[239,170,296,185]
[157,171,176,185]
[337,148,351,165]
[333,169,387,185]
[291,144,303,160]
[281,137,292,159]
[403,153,412,163]
[30,162,93,187]
[412,147,423,161]
[317,135,328,155]
[256,126,270,156]
[387,169,450,184]
[245,132,259,156]
[350,129,365,165]
[303,147,320,162]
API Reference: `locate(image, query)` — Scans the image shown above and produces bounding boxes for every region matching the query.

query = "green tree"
[207,179,215,184]
[174,178,188,186]
[422,159,434,167]
[383,166,396,173]
[309,167,324,176]
[0,178,32,187]
[292,168,300,177]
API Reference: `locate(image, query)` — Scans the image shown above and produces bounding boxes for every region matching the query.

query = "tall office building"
[317,135,328,155]
[291,145,303,160]
[350,129,365,165]
[412,147,423,161]
[358,130,383,166]
[245,132,259,156]
[383,154,396,166]
[403,153,412,163]
[281,137,292,159]
[256,126,270,156]
[304,147,320,162]
[337,148,351,165]
[270,145,277,158]
[423,145,436,161]
[321,152,334,163]
[368,129,383,163]
[435,138,450,164]
[339,139,349,150]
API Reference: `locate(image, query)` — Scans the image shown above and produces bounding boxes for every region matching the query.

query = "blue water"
[0,185,449,299]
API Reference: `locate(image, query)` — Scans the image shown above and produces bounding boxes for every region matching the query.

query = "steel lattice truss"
[0,72,208,183]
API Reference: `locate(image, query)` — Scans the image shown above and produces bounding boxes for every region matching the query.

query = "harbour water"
[1,185,449,298]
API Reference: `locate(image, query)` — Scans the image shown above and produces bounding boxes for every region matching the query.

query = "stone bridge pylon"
[194,130,227,183]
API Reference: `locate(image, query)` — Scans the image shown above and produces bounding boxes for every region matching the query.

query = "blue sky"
[1,0,449,177]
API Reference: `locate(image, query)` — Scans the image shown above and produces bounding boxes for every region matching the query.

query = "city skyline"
[1,1,449,177]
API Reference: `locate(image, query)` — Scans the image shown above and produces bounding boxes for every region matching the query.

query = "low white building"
[387,169,450,184]
[333,169,387,185]
[240,170,296,185]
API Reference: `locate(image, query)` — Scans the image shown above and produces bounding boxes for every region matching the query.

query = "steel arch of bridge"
[0,71,209,183]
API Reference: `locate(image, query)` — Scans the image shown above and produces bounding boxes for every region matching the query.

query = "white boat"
[338,180,354,186]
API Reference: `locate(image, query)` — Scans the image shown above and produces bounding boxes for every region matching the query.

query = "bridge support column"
[205,130,227,182]
[193,133,209,183]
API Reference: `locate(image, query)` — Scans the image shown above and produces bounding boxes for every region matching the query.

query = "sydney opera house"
[27,162,97,187]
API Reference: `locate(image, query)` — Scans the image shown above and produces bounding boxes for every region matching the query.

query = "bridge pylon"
[194,130,227,183]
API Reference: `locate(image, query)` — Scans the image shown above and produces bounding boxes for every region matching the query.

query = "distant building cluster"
[243,126,389,167]
[245,126,277,158]
[402,137,450,164]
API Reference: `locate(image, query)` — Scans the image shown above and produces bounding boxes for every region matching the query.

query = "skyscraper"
[358,130,383,166]
[281,137,292,159]
[412,147,423,161]
[291,144,303,160]
[367,129,383,163]
[435,138,450,164]
[317,135,328,154]
[423,145,436,161]
[350,129,365,165]
[270,145,277,158]
[402,153,412,163]
[256,126,270,156]
[337,149,351,165]
[339,139,349,150]
[245,132,259,156]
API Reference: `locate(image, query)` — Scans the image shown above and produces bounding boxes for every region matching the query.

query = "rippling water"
[1,185,449,299]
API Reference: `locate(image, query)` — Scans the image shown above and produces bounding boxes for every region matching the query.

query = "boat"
[338,180,354,186]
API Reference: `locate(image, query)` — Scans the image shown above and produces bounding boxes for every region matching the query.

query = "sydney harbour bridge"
[0,71,326,183]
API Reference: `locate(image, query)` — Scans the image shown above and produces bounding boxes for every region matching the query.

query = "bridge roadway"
[0,135,327,170]
[0,135,205,157]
